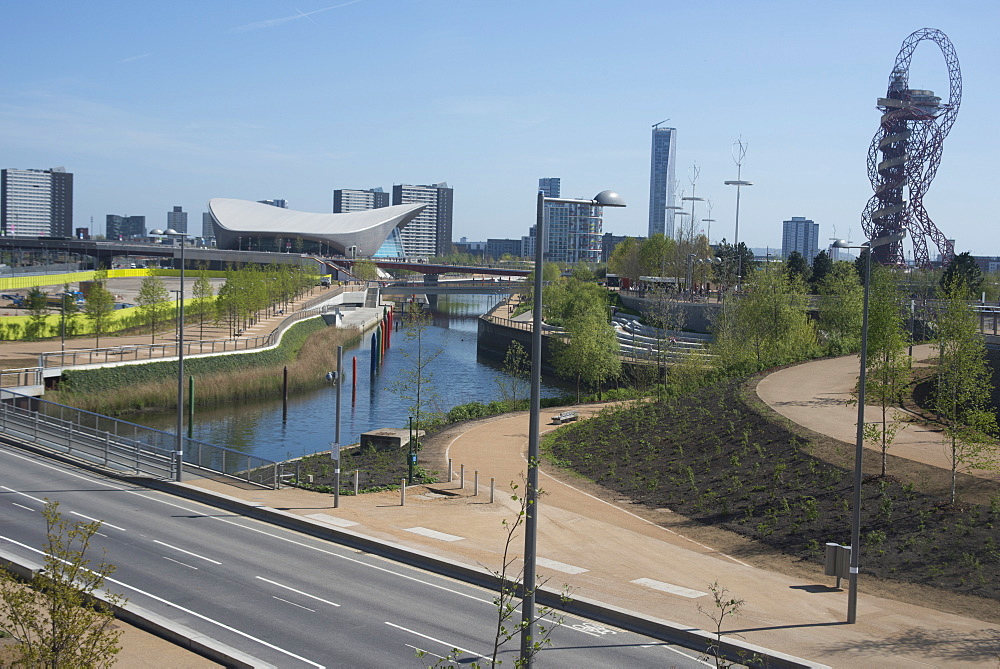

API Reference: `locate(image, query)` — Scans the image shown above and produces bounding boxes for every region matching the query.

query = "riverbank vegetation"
[50,317,359,415]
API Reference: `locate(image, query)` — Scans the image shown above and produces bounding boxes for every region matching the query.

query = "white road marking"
[256,576,340,607]
[11,502,33,511]
[153,540,221,565]
[273,596,316,612]
[71,511,125,531]
[404,526,464,542]
[536,556,588,574]
[0,485,47,504]
[630,578,706,598]
[385,621,488,660]
[163,556,198,570]
[0,533,324,669]
[304,513,358,528]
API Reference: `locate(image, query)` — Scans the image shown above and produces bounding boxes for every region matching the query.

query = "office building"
[454,238,486,257]
[334,188,389,214]
[648,124,677,238]
[539,178,603,264]
[1,167,73,237]
[167,206,188,235]
[391,183,453,258]
[106,215,146,240]
[486,238,523,260]
[782,216,819,259]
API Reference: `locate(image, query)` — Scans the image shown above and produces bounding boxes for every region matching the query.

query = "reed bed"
[50,324,361,415]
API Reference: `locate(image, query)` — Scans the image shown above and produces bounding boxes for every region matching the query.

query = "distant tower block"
[861,28,961,267]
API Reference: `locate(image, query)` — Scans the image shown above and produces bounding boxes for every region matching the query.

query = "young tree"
[83,278,115,347]
[136,273,170,343]
[25,286,50,340]
[551,310,621,401]
[816,261,863,355]
[391,302,442,432]
[861,265,911,478]
[931,277,999,503]
[784,251,811,285]
[59,283,81,340]
[191,269,215,340]
[711,267,817,374]
[810,250,833,291]
[607,237,643,287]
[352,258,380,282]
[0,500,123,667]
[495,341,530,411]
[939,251,984,298]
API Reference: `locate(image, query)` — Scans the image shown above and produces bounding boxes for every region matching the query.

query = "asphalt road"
[0,444,708,668]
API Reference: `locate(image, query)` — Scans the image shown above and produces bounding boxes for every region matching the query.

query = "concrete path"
[757,344,1000,482]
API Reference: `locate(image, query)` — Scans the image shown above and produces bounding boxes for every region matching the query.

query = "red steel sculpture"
[862,28,961,266]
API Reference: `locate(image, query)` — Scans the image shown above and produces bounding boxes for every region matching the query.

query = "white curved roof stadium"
[208,198,425,256]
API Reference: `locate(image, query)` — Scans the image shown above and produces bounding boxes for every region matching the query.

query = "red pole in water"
[352,355,357,404]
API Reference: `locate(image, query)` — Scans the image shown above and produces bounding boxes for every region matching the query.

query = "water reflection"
[129,294,563,462]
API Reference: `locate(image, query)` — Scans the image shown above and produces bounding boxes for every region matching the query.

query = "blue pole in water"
[370,333,378,375]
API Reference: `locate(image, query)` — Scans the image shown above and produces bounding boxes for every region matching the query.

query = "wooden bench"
[552,411,579,424]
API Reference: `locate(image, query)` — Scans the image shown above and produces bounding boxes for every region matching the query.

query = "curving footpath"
[187,382,1000,667]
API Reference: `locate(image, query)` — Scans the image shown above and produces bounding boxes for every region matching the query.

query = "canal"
[129,294,567,462]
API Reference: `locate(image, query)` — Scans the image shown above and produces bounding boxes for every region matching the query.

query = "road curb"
[0,547,274,669]
[143,478,829,669]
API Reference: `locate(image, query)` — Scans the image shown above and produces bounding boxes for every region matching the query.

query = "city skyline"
[1,3,998,256]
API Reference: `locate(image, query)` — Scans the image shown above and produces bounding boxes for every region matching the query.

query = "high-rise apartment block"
[539,178,603,264]
[648,124,677,238]
[1,167,73,237]
[106,215,146,240]
[333,188,389,213]
[167,206,188,235]
[782,216,819,259]
[392,183,453,257]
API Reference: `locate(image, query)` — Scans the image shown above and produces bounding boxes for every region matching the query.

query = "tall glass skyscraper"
[647,125,677,238]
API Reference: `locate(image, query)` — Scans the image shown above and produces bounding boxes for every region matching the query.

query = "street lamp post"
[833,230,905,624]
[681,196,704,242]
[522,189,625,665]
[724,175,753,290]
[151,228,186,482]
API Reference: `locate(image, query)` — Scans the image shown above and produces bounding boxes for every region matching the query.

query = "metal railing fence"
[0,390,279,487]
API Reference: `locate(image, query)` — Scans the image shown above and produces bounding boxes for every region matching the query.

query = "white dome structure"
[208,198,425,256]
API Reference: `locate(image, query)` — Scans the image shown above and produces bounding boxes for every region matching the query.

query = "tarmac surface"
[3,288,1000,666]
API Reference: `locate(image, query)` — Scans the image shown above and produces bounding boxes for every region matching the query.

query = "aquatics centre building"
[207,198,425,258]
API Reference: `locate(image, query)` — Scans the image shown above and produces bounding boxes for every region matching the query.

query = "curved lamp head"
[593,190,626,208]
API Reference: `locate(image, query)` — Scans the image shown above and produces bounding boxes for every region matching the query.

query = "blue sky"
[2,1,998,257]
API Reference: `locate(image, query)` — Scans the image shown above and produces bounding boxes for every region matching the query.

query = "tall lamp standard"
[681,195,704,242]
[833,230,905,624]
[522,189,625,664]
[151,228,187,482]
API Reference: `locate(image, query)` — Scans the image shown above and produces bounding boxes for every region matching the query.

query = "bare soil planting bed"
[544,376,1000,614]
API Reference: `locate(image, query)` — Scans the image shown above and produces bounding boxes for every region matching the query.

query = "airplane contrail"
[231,0,364,33]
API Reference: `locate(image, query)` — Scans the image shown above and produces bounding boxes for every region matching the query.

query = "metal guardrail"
[0,390,280,487]
[0,367,43,388]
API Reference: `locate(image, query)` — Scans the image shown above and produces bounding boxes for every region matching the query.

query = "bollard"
[460,464,465,490]
[490,477,495,504]
[400,478,406,506]
[448,458,453,482]
[474,470,479,496]
[353,470,359,496]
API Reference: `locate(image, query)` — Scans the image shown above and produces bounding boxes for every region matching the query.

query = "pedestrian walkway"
[757,344,1000,483]
[189,398,1000,667]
